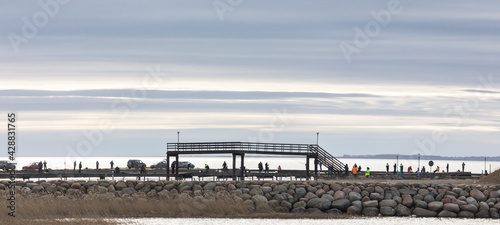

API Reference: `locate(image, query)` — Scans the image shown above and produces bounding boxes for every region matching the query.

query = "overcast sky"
[1,1,499,158]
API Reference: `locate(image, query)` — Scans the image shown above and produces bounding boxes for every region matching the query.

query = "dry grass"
[479,169,500,184]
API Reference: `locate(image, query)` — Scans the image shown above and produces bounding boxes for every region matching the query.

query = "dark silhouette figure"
[74,161,76,170]
[446,163,449,173]
[344,164,349,176]
[386,163,389,174]
[96,161,99,170]
[171,161,175,174]
[78,162,82,174]
[140,164,146,174]
[43,160,47,170]
[110,160,114,170]
[400,163,404,175]
[462,162,465,172]
[258,162,263,173]
[38,161,43,173]
[393,163,397,173]
[222,161,228,172]
[265,162,269,173]
[319,161,322,171]
[358,165,362,173]
[115,166,120,174]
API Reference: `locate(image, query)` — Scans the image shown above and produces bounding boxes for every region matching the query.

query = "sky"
[0,0,499,158]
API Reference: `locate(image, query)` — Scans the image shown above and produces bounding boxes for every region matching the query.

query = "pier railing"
[167,142,311,154]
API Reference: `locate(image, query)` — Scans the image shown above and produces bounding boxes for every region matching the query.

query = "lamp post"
[316,132,319,145]
[418,153,420,179]
[177,131,180,144]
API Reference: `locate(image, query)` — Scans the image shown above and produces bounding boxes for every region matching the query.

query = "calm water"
[12,156,500,174]
[111,218,499,225]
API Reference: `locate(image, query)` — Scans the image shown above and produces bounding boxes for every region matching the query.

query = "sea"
[10,156,500,174]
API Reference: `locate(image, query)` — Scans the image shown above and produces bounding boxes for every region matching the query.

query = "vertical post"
[397,155,399,177]
[177,131,180,144]
[316,132,319,145]
[417,153,420,180]
[240,153,245,181]
[314,156,318,176]
[166,155,170,181]
[232,153,236,181]
[306,155,310,180]
[175,155,179,180]
[484,158,486,174]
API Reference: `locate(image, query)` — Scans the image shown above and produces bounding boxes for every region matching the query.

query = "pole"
[484,158,486,174]
[397,155,399,177]
[177,131,180,144]
[418,153,420,180]
[316,132,319,145]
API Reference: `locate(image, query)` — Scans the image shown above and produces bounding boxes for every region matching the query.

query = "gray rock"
[347,206,361,215]
[414,200,428,209]
[293,201,307,209]
[32,185,44,193]
[443,203,460,213]
[489,190,500,199]
[370,193,384,201]
[418,189,430,196]
[452,187,463,194]
[261,186,272,194]
[243,199,255,211]
[251,195,268,206]
[362,207,379,216]
[380,199,397,208]
[280,200,292,210]
[423,195,435,203]
[466,196,478,205]
[115,182,127,190]
[438,210,457,218]
[363,200,379,208]
[306,198,331,210]
[460,204,478,213]
[291,207,306,213]
[304,192,318,200]
[333,191,345,200]
[204,182,216,191]
[325,208,343,214]
[349,192,362,201]
[479,202,490,211]
[295,188,307,198]
[470,188,487,202]
[122,188,136,195]
[351,200,362,209]
[380,207,396,216]
[428,201,443,212]
[458,211,475,218]
[476,209,490,218]
[413,208,437,217]
[399,189,417,196]
[306,208,323,213]
[321,194,334,202]
[331,199,351,211]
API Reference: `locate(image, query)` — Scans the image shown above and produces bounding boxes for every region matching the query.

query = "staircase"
[309,145,344,173]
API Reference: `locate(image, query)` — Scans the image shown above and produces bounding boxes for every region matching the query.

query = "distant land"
[341,154,500,161]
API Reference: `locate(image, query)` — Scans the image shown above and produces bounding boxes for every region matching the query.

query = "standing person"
[462,162,465,172]
[43,160,47,170]
[422,166,426,173]
[344,164,349,176]
[265,162,269,173]
[38,161,43,173]
[74,161,77,170]
[400,163,404,175]
[319,161,322,171]
[78,162,82,174]
[258,162,263,173]
[110,160,114,170]
[171,161,175,174]
[96,161,99,170]
[358,165,362,173]
[222,161,228,172]
[352,165,358,178]
[278,165,281,171]
[140,164,146,174]
[365,167,371,178]
[393,163,397,173]
[386,163,389,174]
[446,163,449,173]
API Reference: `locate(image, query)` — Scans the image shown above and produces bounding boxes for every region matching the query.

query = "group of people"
[37,160,48,173]
[345,163,371,178]
[258,162,270,173]
[342,161,469,178]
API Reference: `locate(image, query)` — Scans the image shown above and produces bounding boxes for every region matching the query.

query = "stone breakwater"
[3,180,500,218]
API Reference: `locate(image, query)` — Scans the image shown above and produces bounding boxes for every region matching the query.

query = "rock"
[443,203,460,213]
[428,201,443,212]
[330,183,343,192]
[306,208,322,214]
[204,182,216,191]
[424,195,435,203]
[418,189,430,196]
[321,194,334,202]
[306,198,331,211]
[489,190,500,199]
[304,192,318,200]
[333,191,345,200]
[295,188,307,198]
[115,182,127,191]
[351,200,362,209]
[470,189,487,202]
[32,185,44,193]
[479,202,490,211]
[380,207,396,216]
[349,192,362,201]
[291,207,306,213]
[261,186,272,194]
[476,209,490,218]
[452,187,463,194]
[346,206,361,215]
[362,207,379,216]
[370,193,384,201]
[363,200,379,208]
[414,200,428,209]
[380,199,397,208]
[122,188,136,195]
[458,211,475,218]
[251,195,268,206]
[331,199,351,211]
[243,199,255,211]
[438,210,457,218]
[402,197,413,207]
[460,204,478,213]
[413,208,437,217]
[466,197,478,205]
[70,183,81,189]
[399,189,417,196]
[325,208,343,214]
[293,201,307,209]
[280,200,292,210]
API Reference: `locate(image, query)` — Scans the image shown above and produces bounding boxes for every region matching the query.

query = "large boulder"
[295,188,307,198]
[306,198,331,211]
[428,201,444,212]
[476,209,490,218]
[346,206,361,215]
[380,207,396,216]
[380,199,397,208]
[204,182,216,191]
[362,200,379,208]
[362,207,379,216]
[331,199,351,211]
[470,189,487,202]
[413,208,437,217]
[115,182,127,191]
[402,197,413,207]
[460,204,478,213]
[349,192,362,202]
[438,210,457,218]
[443,203,460,213]
[70,183,81,189]
[458,211,475,218]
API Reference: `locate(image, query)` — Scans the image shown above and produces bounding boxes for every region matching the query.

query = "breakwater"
[4,180,500,218]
